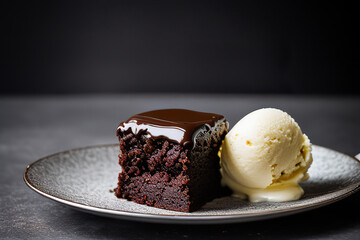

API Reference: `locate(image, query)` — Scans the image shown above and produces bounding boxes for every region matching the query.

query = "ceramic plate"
[24,144,360,224]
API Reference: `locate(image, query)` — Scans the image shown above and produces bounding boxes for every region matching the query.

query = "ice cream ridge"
[219,108,313,202]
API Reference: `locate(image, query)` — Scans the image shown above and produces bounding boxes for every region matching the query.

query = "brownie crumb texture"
[115,121,228,212]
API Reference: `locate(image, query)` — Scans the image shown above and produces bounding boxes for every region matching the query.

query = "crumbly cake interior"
[115,118,228,212]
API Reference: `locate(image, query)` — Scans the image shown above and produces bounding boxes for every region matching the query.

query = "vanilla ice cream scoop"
[219,108,312,202]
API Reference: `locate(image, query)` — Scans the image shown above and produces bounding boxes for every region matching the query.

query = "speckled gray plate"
[24,144,360,224]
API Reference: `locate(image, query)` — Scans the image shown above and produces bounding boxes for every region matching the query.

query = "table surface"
[1,94,359,240]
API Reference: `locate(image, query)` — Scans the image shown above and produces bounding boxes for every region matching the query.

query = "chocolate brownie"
[115,109,229,212]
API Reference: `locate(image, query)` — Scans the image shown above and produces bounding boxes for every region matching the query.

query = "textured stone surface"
[1,95,360,239]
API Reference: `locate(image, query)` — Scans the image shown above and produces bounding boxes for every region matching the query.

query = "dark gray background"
[2,1,359,94]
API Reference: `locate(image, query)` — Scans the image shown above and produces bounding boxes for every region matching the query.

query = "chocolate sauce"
[117,109,225,148]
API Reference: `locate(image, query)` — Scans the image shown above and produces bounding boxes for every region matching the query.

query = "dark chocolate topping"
[117,109,225,148]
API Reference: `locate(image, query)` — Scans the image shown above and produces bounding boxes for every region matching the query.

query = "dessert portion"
[219,108,312,202]
[115,109,229,212]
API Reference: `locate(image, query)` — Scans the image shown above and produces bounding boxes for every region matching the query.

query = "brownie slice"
[115,109,229,212]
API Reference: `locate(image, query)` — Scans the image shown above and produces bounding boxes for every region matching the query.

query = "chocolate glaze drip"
[117,109,225,148]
